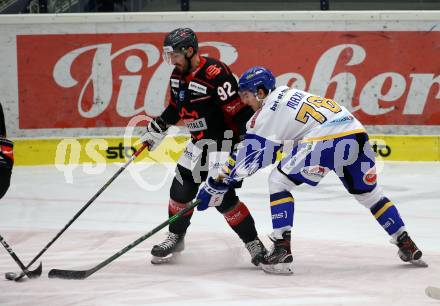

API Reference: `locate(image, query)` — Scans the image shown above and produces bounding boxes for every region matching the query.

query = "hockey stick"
[0,234,42,280]
[48,199,200,280]
[426,286,440,300]
[48,146,266,280]
[7,143,148,281]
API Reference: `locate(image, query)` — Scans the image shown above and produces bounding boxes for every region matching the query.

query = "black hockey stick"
[7,143,148,281]
[0,234,42,280]
[48,199,200,280]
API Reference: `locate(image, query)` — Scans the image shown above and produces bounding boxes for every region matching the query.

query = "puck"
[426,286,440,300]
[5,272,17,280]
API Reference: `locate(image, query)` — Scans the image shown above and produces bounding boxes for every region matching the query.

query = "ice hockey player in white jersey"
[196,66,427,274]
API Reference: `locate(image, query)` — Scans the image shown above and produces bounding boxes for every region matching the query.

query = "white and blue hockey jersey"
[246,86,365,144]
[223,86,366,182]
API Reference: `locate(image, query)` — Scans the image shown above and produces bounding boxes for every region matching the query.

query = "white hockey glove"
[140,117,167,151]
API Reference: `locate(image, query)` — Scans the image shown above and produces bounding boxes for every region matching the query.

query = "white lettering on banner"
[360,72,406,115]
[403,74,440,114]
[53,43,160,118]
[199,41,238,64]
[309,44,366,111]
[52,41,238,119]
[52,40,438,121]
[278,43,440,116]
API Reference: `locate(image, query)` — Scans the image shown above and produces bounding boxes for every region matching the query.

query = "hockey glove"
[0,137,13,170]
[140,117,167,151]
[196,177,230,211]
[218,153,242,188]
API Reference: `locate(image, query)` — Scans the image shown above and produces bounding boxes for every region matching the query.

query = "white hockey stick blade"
[425,286,440,300]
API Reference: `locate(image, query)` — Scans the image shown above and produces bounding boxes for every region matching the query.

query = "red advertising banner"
[17,32,440,128]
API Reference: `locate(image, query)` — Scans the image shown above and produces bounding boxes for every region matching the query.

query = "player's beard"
[175,58,191,75]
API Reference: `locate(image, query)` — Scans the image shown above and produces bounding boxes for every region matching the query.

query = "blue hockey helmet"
[238,66,276,95]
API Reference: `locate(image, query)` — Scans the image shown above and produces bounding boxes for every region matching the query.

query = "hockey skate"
[245,237,268,266]
[151,232,185,264]
[261,231,293,275]
[392,231,428,267]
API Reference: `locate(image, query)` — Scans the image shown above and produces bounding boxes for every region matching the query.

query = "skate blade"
[262,263,293,275]
[409,258,428,267]
[151,253,180,265]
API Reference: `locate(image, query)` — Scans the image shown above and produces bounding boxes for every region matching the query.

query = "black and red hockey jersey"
[0,103,13,170]
[159,57,254,144]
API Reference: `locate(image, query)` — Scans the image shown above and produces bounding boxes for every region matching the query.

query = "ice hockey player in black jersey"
[0,102,13,199]
[140,28,267,265]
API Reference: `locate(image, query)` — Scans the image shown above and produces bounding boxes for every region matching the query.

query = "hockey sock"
[370,197,405,236]
[168,199,194,234]
[270,191,294,239]
[223,201,258,243]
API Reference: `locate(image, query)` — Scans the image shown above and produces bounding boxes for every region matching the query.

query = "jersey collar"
[185,56,206,82]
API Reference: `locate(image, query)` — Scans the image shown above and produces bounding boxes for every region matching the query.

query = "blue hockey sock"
[270,191,294,236]
[370,197,405,236]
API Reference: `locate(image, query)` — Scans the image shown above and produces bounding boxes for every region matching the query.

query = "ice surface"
[1,162,439,305]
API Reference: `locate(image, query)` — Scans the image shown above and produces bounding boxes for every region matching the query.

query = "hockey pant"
[167,164,258,243]
[269,132,405,239]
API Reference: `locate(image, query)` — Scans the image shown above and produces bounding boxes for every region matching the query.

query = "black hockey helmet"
[163,28,198,55]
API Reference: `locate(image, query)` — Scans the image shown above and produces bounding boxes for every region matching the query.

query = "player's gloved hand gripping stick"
[196,177,230,211]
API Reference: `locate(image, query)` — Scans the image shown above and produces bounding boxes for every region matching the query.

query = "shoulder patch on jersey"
[188,81,207,94]
[170,78,180,88]
[205,64,222,80]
